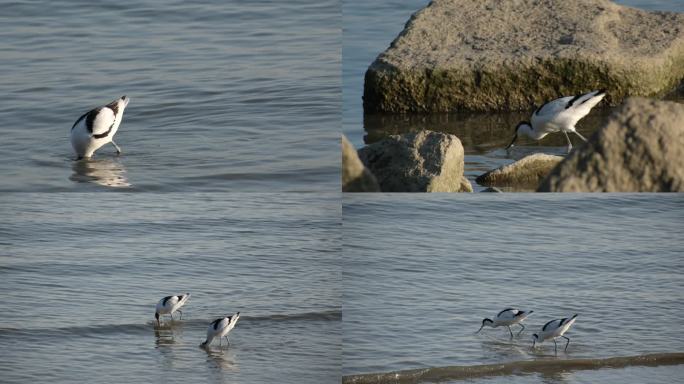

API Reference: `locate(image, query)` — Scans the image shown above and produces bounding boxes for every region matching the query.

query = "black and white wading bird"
[506,90,606,153]
[476,308,534,338]
[532,314,578,354]
[71,96,130,160]
[200,312,241,348]
[155,293,191,325]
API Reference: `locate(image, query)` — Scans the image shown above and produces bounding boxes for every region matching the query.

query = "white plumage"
[70,95,129,159]
[155,293,191,325]
[201,312,241,347]
[476,308,534,337]
[507,90,605,153]
[532,314,578,354]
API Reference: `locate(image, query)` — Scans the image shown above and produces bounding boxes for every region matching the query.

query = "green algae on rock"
[364,0,684,113]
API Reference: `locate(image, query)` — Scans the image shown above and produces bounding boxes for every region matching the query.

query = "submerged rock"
[539,98,684,192]
[342,135,380,192]
[358,130,472,192]
[476,154,564,189]
[364,0,684,113]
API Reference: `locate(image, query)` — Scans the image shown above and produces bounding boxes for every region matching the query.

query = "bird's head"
[155,312,160,324]
[506,121,532,149]
[476,318,494,333]
[532,333,539,347]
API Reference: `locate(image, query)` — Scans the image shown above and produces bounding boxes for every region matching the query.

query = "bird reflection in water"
[204,346,239,372]
[70,158,131,188]
[154,321,184,347]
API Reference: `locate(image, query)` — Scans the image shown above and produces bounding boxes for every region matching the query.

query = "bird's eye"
[122,96,126,100]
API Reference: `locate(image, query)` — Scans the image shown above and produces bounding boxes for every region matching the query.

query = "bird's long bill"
[506,134,518,149]
[475,325,484,334]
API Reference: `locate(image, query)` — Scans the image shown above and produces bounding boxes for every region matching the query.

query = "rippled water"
[0,0,339,192]
[0,193,341,384]
[343,0,684,192]
[342,194,684,383]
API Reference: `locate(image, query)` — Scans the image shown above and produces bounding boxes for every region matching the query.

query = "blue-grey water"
[343,0,684,192]
[0,193,341,384]
[0,0,339,192]
[342,194,684,383]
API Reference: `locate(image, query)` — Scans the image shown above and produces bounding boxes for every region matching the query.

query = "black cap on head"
[482,318,493,325]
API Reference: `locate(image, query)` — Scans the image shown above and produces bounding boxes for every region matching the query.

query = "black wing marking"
[106,99,120,115]
[71,108,96,131]
[211,318,222,330]
[497,308,516,317]
[565,94,584,109]
[162,296,174,306]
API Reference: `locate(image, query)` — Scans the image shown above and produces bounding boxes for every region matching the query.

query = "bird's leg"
[562,336,571,351]
[111,140,122,155]
[219,337,222,347]
[573,130,588,142]
[178,310,182,320]
[553,338,558,355]
[563,131,573,153]
[517,323,525,335]
[507,326,514,338]
[225,336,230,346]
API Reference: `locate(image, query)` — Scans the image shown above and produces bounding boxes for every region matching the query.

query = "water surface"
[0,0,339,191]
[342,194,684,383]
[0,193,341,384]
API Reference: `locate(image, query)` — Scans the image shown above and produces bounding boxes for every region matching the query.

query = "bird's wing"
[534,96,574,118]
[496,308,517,319]
[542,319,560,331]
[87,107,116,137]
[555,91,605,128]
[72,109,92,130]
[162,295,179,307]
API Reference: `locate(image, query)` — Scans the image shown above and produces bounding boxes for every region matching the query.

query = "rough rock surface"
[364,0,684,112]
[539,98,684,192]
[476,154,564,189]
[358,130,472,192]
[342,135,380,192]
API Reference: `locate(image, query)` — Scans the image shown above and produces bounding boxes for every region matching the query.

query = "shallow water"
[0,0,339,192]
[0,193,341,384]
[342,194,684,383]
[343,0,684,192]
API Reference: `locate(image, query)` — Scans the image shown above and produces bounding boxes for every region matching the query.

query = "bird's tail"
[564,314,579,329]
[577,90,606,109]
[179,293,191,305]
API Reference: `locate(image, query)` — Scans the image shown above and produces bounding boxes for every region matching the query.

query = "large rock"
[358,130,472,192]
[342,135,380,192]
[477,154,564,190]
[364,0,684,113]
[539,98,684,192]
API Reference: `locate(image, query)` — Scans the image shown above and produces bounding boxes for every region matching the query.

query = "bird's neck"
[520,124,546,140]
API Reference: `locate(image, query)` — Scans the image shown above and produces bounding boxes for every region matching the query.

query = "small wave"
[0,310,341,339]
[342,353,684,384]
